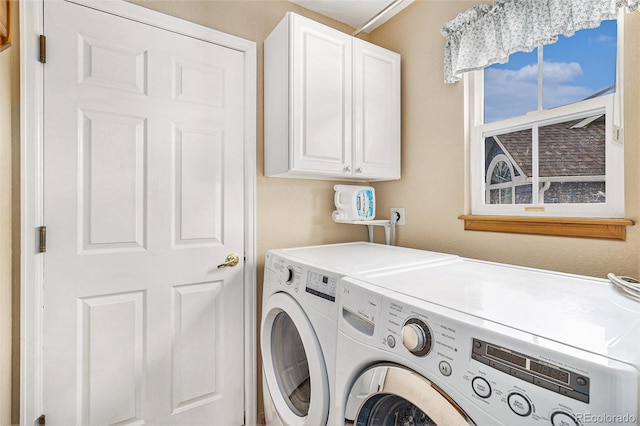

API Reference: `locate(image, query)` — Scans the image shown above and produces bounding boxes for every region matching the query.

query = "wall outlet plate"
[390,207,405,225]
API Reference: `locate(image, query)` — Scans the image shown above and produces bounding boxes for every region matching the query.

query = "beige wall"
[7,0,640,421]
[370,0,640,279]
[1,0,18,424]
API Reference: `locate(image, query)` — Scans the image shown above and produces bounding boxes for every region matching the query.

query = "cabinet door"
[291,14,353,175]
[353,39,401,180]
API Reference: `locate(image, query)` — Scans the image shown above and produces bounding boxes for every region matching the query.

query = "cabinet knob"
[344,166,352,172]
[357,167,364,173]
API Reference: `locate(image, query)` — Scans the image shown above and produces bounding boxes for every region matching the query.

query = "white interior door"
[42,1,245,424]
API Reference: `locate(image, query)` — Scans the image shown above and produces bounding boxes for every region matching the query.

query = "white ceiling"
[288,0,414,33]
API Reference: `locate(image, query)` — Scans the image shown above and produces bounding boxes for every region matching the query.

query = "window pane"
[543,20,617,110]
[484,49,538,123]
[538,116,606,204]
[485,131,532,205]
[490,188,512,204]
[515,184,533,204]
[543,182,606,204]
[484,21,617,124]
[490,161,512,185]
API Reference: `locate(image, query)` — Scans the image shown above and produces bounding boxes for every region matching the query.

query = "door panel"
[80,110,147,251]
[78,291,145,425]
[174,126,223,244]
[43,2,245,424]
[172,281,223,411]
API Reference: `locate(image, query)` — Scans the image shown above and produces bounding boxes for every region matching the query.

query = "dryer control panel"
[265,252,340,318]
[305,270,338,302]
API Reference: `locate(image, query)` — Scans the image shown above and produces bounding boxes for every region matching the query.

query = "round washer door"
[261,292,329,426]
[346,365,473,426]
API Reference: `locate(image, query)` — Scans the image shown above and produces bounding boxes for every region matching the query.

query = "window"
[469,17,624,219]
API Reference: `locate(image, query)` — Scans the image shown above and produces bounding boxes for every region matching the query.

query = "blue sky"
[484,20,617,123]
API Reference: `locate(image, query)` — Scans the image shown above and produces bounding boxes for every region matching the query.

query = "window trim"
[467,12,626,222]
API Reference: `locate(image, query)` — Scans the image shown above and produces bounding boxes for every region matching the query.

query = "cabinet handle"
[344,166,352,172]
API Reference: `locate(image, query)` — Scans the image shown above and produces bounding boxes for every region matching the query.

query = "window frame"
[468,12,625,220]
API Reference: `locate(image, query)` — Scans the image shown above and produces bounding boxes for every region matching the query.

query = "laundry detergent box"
[332,185,375,221]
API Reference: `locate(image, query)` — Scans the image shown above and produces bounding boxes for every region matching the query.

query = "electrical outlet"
[390,208,405,225]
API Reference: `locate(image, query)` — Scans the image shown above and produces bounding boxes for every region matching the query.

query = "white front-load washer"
[335,258,640,425]
[260,242,459,425]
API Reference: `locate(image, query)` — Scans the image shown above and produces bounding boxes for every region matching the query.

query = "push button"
[439,361,452,377]
[387,335,396,348]
[507,392,532,417]
[471,377,491,398]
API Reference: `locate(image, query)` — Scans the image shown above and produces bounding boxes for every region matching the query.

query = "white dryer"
[260,242,458,425]
[335,258,640,425]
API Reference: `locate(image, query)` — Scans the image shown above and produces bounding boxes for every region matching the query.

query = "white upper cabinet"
[353,39,401,179]
[264,12,401,181]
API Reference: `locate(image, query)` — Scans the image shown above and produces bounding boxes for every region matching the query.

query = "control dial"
[401,318,432,356]
[284,266,295,285]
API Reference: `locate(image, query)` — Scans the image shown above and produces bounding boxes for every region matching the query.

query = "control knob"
[284,266,294,285]
[401,318,432,356]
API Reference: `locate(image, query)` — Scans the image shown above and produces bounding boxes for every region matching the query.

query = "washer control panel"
[358,287,640,426]
[471,339,589,404]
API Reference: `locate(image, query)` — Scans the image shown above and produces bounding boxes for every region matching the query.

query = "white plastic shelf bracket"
[333,219,392,245]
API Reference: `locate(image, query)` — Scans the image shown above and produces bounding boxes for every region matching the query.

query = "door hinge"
[39,226,47,253]
[37,414,45,425]
[39,35,47,63]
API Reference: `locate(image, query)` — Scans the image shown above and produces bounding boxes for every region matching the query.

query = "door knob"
[217,253,240,269]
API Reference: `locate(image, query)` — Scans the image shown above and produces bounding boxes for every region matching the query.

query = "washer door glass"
[358,393,435,425]
[271,311,311,416]
[260,292,329,425]
[349,366,473,426]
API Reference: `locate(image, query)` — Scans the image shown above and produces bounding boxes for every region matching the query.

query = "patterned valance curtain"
[441,0,640,83]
